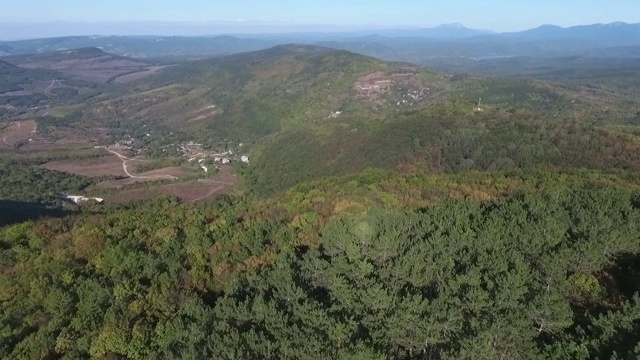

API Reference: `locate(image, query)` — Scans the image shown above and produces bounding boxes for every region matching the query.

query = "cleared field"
[114,66,167,83]
[20,56,154,84]
[42,150,192,186]
[103,165,238,204]
[95,165,190,189]
[166,165,238,203]
[0,120,37,148]
[42,156,125,177]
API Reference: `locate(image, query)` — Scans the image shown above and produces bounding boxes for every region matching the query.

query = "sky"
[1,0,639,38]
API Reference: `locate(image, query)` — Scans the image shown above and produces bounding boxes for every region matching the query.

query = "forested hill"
[3,176,640,359]
[45,45,640,195]
[2,47,117,64]
[71,44,446,140]
[0,59,18,71]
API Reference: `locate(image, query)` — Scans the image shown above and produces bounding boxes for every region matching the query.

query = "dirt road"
[98,146,178,180]
[0,121,37,147]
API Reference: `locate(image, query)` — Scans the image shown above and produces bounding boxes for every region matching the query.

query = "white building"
[63,195,104,204]
[241,155,250,164]
[222,158,231,164]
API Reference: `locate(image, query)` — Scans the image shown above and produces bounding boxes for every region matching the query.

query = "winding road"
[2,121,37,145]
[98,146,178,180]
[45,80,57,94]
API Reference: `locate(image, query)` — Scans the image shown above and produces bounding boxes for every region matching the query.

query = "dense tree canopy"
[2,185,640,359]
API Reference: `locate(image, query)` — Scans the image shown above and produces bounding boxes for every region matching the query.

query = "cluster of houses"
[356,79,393,93]
[111,135,134,149]
[186,154,250,173]
[214,157,231,164]
[176,141,252,173]
[396,88,431,107]
[211,155,250,164]
[186,154,249,165]
[405,87,430,101]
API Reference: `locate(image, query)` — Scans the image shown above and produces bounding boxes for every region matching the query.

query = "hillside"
[0,48,174,119]
[36,45,640,195]
[0,58,66,114]
[3,46,124,63]
[0,59,19,71]
[57,45,446,140]
[2,47,163,84]
[0,35,279,58]
[0,58,60,92]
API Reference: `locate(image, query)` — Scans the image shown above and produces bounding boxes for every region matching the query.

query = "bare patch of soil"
[42,156,125,177]
[186,105,223,122]
[353,69,431,107]
[0,120,38,148]
[103,165,239,204]
[162,166,239,203]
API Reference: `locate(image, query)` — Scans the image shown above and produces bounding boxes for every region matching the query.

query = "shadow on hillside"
[0,199,71,227]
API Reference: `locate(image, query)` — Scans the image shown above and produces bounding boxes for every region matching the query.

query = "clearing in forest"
[105,165,239,204]
[0,120,37,148]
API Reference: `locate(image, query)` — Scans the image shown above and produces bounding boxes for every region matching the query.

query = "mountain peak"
[435,23,467,29]
[605,21,629,26]
[537,24,563,29]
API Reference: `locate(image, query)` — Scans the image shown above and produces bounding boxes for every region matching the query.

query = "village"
[178,141,250,173]
[61,135,249,206]
[108,134,250,175]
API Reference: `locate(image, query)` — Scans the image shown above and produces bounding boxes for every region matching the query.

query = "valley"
[3,22,640,359]
[3,44,640,202]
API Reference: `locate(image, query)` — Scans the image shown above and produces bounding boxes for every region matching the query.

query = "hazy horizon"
[2,19,640,41]
[1,0,639,40]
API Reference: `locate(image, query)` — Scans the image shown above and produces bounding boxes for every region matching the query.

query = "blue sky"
[1,0,639,34]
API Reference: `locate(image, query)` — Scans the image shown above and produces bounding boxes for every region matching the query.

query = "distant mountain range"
[1,22,639,62]
[349,23,493,38]
[497,22,640,45]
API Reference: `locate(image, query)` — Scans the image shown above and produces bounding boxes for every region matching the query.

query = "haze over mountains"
[2,22,640,60]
